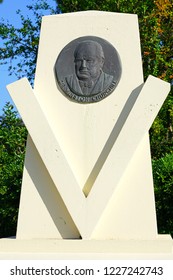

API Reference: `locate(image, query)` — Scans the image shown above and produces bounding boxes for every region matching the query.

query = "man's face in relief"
[74,42,104,81]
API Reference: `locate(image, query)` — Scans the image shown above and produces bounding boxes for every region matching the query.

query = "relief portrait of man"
[65,40,114,96]
[55,36,121,103]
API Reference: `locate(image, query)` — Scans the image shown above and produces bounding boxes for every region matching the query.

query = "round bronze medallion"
[55,36,122,103]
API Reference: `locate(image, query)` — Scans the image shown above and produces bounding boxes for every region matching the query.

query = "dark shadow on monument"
[83,83,144,196]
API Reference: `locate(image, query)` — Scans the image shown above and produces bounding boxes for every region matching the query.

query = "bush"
[152,153,173,237]
[0,103,27,237]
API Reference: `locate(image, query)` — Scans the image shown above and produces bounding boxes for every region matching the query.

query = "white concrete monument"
[0,11,172,259]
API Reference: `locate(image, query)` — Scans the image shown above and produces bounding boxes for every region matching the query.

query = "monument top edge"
[42,10,138,20]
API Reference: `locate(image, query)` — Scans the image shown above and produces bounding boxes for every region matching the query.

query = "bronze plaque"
[55,36,121,103]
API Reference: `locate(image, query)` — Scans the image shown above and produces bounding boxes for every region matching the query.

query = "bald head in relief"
[55,36,121,103]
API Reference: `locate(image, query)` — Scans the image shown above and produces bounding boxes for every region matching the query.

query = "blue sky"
[0,0,56,115]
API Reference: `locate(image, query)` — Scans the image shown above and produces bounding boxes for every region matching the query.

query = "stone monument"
[0,11,172,259]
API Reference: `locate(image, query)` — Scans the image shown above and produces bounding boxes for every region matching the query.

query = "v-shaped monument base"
[7,74,169,240]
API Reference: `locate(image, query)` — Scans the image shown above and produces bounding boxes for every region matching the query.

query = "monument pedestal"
[0,236,172,259]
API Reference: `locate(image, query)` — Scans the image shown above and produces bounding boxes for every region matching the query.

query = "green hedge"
[152,153,173,237]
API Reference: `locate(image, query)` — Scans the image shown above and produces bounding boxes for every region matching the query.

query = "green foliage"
[150,94,173,159]
[152,153,173,237]
[0,0,58,84]
[58,0,154,14]
[0,104,27,237]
